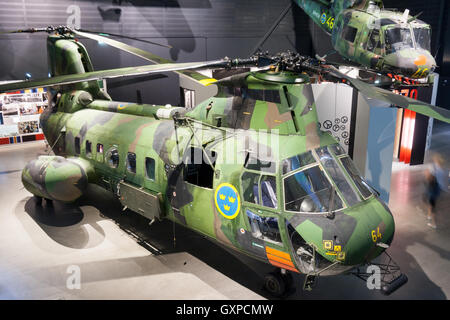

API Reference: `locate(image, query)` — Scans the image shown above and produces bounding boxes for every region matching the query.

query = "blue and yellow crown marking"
[215,183,241,220]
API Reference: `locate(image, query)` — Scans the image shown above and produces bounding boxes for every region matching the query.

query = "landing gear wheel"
[264,271,288,297]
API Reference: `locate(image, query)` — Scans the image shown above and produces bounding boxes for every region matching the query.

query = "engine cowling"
[21,156,94,202]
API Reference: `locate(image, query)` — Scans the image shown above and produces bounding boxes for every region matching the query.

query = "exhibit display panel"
[0,85,47,145]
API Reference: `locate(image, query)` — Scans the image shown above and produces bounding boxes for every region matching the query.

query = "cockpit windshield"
[413,27,431,51]
[283,145,374,213]
[385,27,413,54]
[284,165,344,213]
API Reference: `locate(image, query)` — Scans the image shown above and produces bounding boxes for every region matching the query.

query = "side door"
[239,160,295,270]
[177,146,217,238]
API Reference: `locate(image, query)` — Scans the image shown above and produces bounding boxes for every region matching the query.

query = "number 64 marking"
[371,227,382,242]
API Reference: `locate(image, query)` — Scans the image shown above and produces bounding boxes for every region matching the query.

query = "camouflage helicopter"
[294,0,436,80]
[1,26,449,297]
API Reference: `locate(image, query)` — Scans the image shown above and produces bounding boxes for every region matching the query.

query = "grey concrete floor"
[0,142,263,300]
[0,121,449,300]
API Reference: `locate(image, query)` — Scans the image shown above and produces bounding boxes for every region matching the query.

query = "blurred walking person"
[425,153,448,229]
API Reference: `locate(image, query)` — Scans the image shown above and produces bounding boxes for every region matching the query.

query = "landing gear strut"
[352,251,408,295]
[33,195,53,207]
[263,269,294,297]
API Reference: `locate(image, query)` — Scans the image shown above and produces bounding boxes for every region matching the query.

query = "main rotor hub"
[252,70,310,84]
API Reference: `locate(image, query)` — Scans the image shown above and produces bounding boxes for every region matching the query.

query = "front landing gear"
[303,274,318,291]
[263,269,294,297]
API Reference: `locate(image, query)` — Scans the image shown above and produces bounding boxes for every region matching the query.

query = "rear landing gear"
[263,269,295,297]
[33,196,53,207]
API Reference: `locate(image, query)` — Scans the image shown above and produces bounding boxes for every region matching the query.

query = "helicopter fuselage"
[21,72,395,277]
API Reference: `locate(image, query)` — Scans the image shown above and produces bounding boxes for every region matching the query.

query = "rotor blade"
[328,66,450,124]
[0,27,49,34]
[0,26,214,85]
[72,29,213,84]
[251,2,293,55]
[0,60,227,93]
[77,29,172,49]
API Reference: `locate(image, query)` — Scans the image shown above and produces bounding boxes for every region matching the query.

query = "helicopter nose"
[342,198,395,265]
[289,197,396,275]
[384,49,436,79]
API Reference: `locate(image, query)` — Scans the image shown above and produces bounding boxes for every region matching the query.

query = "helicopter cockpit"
[366,17,435,77]
[240,142,385,275]
[384,23,431,54]
[283,144,374,214]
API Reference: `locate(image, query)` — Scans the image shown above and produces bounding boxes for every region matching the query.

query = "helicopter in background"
[0,26,449,297]
[293,0,436,81]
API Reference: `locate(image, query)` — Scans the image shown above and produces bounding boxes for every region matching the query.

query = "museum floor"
[0,123,449,300]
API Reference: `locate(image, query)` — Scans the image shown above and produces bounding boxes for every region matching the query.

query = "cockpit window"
[282,151,316,175]
[242,171,260,205]
[284,165,344,213]
[329,144,346,156]
[414,28,431,51]
[367,29,382,54]
[241,171,278,209]
[247,210,282,244]
[261,175,277,208]
[339,156,373,199]
[316,147,361,207]
[385,27,413,54]
[282,145,375,213]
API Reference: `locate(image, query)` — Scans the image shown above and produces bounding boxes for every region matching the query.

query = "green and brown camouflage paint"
[17,35,398,276]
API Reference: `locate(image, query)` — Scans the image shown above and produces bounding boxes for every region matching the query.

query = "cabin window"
[97,143,103,154]
[183,147,215,189]
[146,157,155,180]
[127,152,136,174]
[342,25,358,43]
[86,140,92,157]
[74,137,80,155]
[246,210,282,244]
[107,148,119,169]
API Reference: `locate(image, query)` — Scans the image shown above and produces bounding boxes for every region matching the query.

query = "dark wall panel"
[0,0,448,106]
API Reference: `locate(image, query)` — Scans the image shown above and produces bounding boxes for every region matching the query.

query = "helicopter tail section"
[294,0,383,35]
[46,35,109,99]
[294,0,334,35]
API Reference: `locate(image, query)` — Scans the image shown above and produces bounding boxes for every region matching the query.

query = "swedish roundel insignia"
[214,183,241,220]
